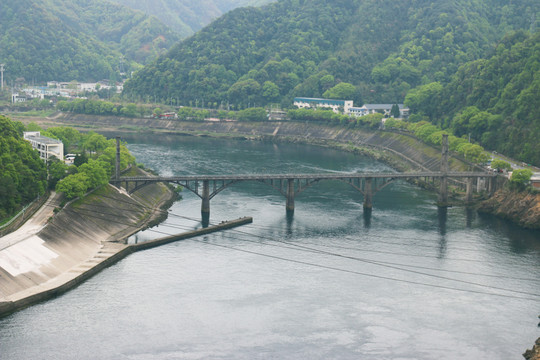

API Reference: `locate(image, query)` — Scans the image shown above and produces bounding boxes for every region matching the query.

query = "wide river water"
[1,133,539,359]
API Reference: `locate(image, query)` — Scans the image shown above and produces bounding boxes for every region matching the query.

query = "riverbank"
[478,188,540,229]
[524,338,540,360]
[0,170,177,317]
[20,112,474,173]
[16,113,540,228]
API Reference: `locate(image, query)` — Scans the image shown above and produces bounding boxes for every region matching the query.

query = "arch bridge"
[111,171,497,215]
[110,134,498,217]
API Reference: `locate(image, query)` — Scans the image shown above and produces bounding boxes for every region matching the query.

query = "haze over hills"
[0,0,179,83]
[108,0,276,38]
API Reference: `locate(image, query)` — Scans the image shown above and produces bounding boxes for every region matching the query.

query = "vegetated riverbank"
[17,112,540,229]
[0,166,177,317]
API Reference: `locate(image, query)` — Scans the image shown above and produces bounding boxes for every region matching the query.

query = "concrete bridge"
[111,171,497,214]
[110,135,498,217]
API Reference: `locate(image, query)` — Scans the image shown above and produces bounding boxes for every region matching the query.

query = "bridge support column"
[488,176,497,195]
[438,134,449,206]
[286,179,295,212]
[438,176,448,204]
[466,177,473,203]
[363,178,373,209]
[201,180,210,216]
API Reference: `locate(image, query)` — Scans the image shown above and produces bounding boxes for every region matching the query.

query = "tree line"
[405,31,540,166]
[0,116,46,221]
[123,0,538,107]
[0,0,178,84]
[0,117,137,223]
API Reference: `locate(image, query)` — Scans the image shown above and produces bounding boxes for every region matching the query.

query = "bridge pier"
[201,180,210,216]
[363,178,373,209]
[286,179,295,212]
[466,177,473,203]
[116,168,496,216]
[488,176,497,195]
[438,176,448,204]
[438,134,449,206]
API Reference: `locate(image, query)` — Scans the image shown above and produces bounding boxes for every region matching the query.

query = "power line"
[189,238,540,302]
[43,193,540,298]
[56,198,540,280]
[65,205,540,297]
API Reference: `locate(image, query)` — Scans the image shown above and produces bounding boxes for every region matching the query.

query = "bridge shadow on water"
[437,206,448,259]
[286,210,294,236]
[363,207,372,228]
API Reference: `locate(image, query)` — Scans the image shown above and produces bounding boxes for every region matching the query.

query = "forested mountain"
[123,0,539,107]
[0,0,179,83]
[108,0,275,38]
[405,31,540,165]
[0,116,46,220]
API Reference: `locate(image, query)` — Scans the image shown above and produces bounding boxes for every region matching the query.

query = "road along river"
[0,133,539,359]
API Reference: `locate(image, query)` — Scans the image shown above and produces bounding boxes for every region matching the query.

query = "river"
[1,133,539,359]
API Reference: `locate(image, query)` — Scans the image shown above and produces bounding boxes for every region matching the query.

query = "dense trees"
[0,119,137,210]
[509,169,534,190]
[124,0,538,108]
[108,0,274,38]
[0,116,47,220]
[54,132,136,199]
[405,31,540,166]
[0,0,179,83]
[57,99,142,118]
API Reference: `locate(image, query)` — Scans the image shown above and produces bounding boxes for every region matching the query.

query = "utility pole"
[0,64,4,91]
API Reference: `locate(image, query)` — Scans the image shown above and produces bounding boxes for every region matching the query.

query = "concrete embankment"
[0,173,252,318]
[0,179,171,316]
[20,113,540,227]
[26,113,474,172]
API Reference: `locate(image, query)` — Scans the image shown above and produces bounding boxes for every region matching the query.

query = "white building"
[23,132,64,162]
[11,93,27,103]
[294,97,354,114]
[347,104,409,118]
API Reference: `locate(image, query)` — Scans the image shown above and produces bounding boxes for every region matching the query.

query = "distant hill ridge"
[123,0,538,107]
[0,0,179,83]
[108,0,275,38]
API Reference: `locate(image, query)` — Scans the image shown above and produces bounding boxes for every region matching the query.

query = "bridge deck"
[114,171,496,182]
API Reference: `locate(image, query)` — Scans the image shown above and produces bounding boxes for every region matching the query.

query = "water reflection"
[437,206,448,259]
[465,207,475,228]
[363,207,372,228]
[286,210,294,236]
[478,212,540,256]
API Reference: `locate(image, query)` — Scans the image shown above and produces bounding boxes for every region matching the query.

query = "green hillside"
[0,0,179,83]
[0,116,47,220]
[108,0,275,38]
[405,31,540,166]
[123,0,538,107]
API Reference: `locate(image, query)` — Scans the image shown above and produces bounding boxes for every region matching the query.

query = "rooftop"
[294,97,351,105]
[363,104,406,110]
[25,134,63,145]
